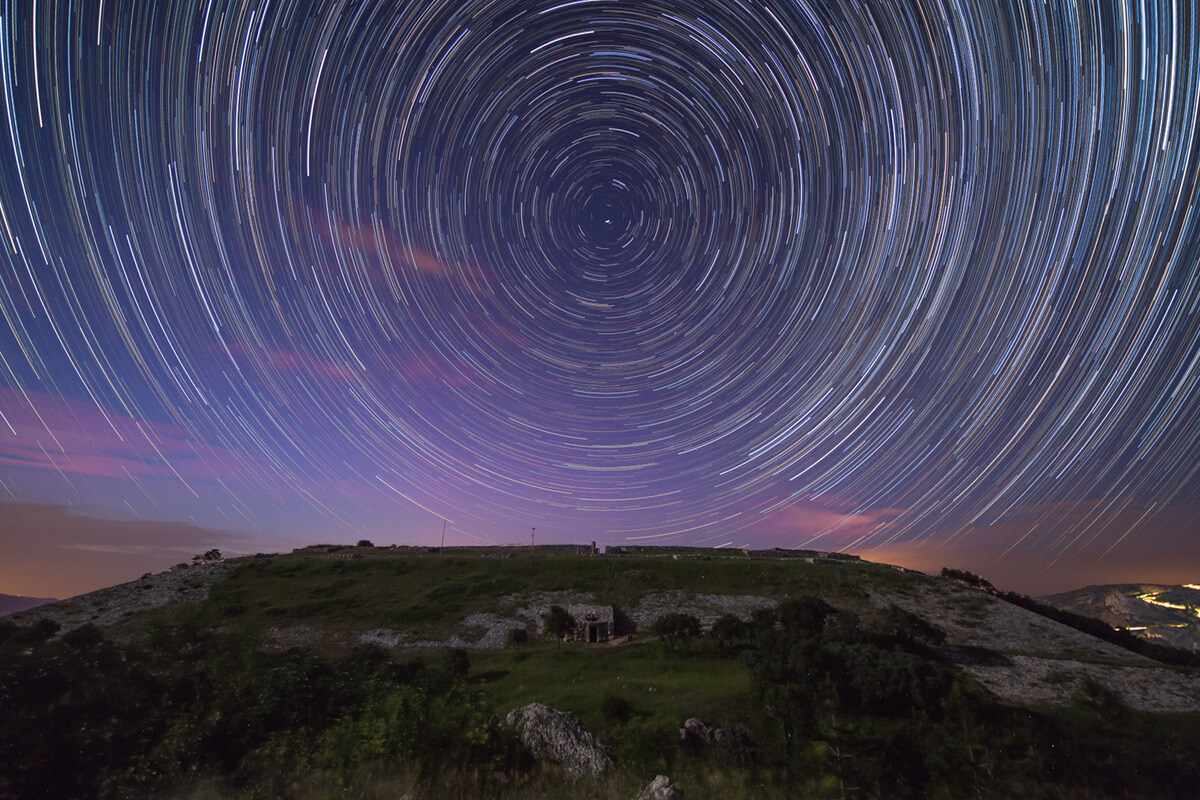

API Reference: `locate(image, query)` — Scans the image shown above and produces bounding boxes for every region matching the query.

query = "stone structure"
[566,603,614,642]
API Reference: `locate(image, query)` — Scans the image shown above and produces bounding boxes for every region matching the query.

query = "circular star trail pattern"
[1,0,1199,552]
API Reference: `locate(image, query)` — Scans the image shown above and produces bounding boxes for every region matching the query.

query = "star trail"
[1,0,1199,587]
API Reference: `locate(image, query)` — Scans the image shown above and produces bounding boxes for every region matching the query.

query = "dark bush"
[506,627,528,649]
[439,648,471,680]
[14,617,60,644]
[776,595,834,636]
[61,623,105,652]
[542,605,574,643]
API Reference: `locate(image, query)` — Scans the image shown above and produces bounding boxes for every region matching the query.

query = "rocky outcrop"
[883,583,1200,712]
[637,774,685,799]
[628,592,776,631]
[678,717,724,745]
[505,703,612,777]
[7,563,230,633]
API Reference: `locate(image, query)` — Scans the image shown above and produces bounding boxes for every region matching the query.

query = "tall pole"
[440,519,446,549]
[531,526,535,549]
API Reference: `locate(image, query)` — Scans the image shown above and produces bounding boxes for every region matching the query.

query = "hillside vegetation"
[3,548,1199,799]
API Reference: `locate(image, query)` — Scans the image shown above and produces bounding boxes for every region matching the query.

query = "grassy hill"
[4,547,1199,799]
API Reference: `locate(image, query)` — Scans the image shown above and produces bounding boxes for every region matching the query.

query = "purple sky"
[2,0,1199,599]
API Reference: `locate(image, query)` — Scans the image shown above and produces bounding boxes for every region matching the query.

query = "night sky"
[2,0,1199,599]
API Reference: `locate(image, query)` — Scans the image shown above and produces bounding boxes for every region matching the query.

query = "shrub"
[874,603,946,647]
[62,623,105,652]
[439,648,471,680]
[542,605,574,643]
[505,627,528,650]
[14,618,60,644]
[776,595,834,636]
[714,722,757,768]
[940,567,994,589]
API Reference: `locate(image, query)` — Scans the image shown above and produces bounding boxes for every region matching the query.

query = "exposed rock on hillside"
[7,563,230,632]
[678,718,723,745]
[637,774,685,799]
[879,582,1200,712]
[344,591,776,652]
[505,703,612,778]
[629,592,775,630]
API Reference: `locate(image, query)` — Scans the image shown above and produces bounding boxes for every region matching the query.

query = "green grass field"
[470,638,752,732]
[192,548,916,640]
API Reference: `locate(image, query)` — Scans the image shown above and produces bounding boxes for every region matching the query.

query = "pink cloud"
[760,499,902,543]
[0,388,257,482]
[388,352,478,388]
[226,343,356,381]
[324,216,495,292]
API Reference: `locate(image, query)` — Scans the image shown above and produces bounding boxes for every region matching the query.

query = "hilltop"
[4,545,1199,798]
[11,544,1200,713]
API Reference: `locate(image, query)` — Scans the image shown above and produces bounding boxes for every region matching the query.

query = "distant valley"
[0,592,56,616]
[1041,583,1200,652]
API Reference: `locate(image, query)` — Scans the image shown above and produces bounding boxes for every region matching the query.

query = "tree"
[356,539,374,548]
[776,595,834,637]
[710,614,746,655]
[193,549,222,564]
[506,627,528,650]
[651,613,701,655]
[542,605,574,645]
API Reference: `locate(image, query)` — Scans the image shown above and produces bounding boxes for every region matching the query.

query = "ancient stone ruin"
[566,603,614,642]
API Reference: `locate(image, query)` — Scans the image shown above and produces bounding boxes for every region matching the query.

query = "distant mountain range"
[0,593,57,616]
[1040,584,1200,652]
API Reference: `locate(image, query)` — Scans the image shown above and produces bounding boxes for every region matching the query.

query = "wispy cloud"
[226,343,356,381]
[324,216,496,293]
[761,498,902,546]
[0,388,256,482]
